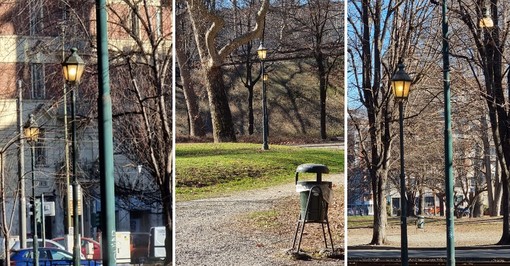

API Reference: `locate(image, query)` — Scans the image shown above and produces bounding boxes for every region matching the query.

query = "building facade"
[0,0,171,249]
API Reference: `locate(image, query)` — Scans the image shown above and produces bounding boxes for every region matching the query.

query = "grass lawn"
[175,143,343,201]
[348,215,503,247]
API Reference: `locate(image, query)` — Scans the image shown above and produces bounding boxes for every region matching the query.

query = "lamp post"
[24,114,39,266]
[257,43,269,150]
[62,47,85,266]
[391,60,412,266]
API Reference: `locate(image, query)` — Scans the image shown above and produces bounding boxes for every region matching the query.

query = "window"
[31,63,45,99]
[35,128,46,167]
[156,6,162,37]
[50,250,73,260]
[30,0,44,35]
[131,6,140,38]
[23,250,33,259]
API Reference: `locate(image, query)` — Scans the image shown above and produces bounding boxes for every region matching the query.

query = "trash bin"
[295,163,332,222]
[291,163,335,253]
[417,215,425,229]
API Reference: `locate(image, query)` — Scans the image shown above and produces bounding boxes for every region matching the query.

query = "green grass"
[347,215,376,228]
[175,143,343,201]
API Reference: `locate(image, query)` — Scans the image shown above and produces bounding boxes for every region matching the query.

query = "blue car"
[10,247,101,266]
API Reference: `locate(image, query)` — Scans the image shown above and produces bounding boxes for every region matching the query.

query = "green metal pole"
[63,82,72,239]
[442,0,455,265]
[399,101,408,266]
[41,193,45,247]
[17,81,27,249]
[96,0,116,265]
[71,86,80,266]
[31,144,39,266]
[261,60,268,150]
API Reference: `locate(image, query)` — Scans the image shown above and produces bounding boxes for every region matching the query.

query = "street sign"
[43,201,55,216]
[68,185,83,216]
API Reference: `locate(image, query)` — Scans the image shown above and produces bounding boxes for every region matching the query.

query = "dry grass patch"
[348,216,503,247]
[236,184,344,255]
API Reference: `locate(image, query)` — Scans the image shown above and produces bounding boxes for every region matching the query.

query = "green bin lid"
[296,163,329,174]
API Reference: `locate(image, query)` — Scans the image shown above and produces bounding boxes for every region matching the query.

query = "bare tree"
[287,0,342,140]
[185,0,269,142]
[228,0,264,136]
[348,0,438,244]
[105,1,173,262]
[176,2,206,137]
[451,0,510,242]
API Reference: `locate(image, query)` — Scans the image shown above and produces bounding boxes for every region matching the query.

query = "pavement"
[348,245,510,261]
[294,141,344,149]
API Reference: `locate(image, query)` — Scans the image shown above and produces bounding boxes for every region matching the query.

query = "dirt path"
[175,176,343,265]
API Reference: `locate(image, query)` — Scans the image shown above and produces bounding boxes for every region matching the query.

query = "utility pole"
[96,0,117,265]
[442,0,455,265]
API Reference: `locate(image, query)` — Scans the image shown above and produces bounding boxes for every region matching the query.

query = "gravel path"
[175,179,343,266]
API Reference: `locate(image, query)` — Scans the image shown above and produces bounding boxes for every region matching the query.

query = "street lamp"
[62,47,85,266]
[24,114,39,266]
[257,43,269,150]
[391,60,412,266]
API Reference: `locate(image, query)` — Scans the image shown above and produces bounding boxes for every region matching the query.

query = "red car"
[51,237,101,260]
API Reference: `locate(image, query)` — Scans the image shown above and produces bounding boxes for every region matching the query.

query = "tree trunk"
[499,169,510,244]
[175,22,205,137]
[316,50,327,140]
[438,194,445,216]
[1,152,10,266]
[247,85,254,135]
[473,194,484,218]
[205,65,237,142]
[492,162,503,216]
[483,113,502,216]
[370,170,387,245]
[161,170,173,266]
[419,188,425,215]
[244,51,255,135]
[407,192,416,217]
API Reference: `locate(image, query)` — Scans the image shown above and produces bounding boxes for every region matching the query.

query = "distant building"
[0,0,171,242]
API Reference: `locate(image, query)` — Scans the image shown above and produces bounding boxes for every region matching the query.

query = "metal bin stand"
[291,163,334,253]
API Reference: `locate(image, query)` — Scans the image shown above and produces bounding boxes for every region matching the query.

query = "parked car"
[11,239,86,260]
[11,239,66,252]
[10,247,100,266]
[51,237,101,260]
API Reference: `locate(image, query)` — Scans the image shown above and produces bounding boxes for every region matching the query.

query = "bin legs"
[325,217,334,251]
[291,185,334,253]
